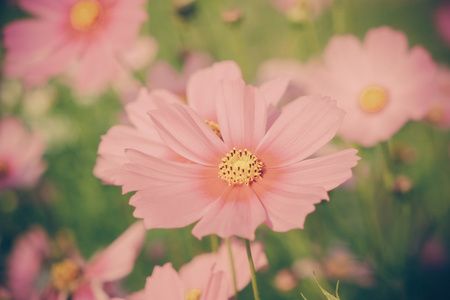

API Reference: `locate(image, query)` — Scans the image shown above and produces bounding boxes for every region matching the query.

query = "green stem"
[210,234,219,252]
[245,239,261,300]
[226,238,239,300]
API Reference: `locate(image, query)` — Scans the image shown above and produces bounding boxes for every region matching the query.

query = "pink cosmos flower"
[144,238,267,299]
[3,0,148,94]
[425,66,450,128]
[0,117,46,192]
[118,75,359,240]
[307,26,437,147]
[7,222,146,300]
[435,1,450,47]
[94,61,288,185]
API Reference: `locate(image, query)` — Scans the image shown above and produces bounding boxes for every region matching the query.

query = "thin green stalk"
[226,238,239,300]
[210,234,219,252]
[245,239,261,300]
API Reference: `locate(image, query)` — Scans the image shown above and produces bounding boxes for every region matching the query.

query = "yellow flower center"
[205,120,222,139]
[185,288,202,300]
[0,160,9,179]
[218,148,263,186]
[358,85,388,113]
[51,259,80,292]
[70,0,101,31]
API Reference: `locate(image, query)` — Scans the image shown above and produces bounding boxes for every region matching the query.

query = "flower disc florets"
[218,148,263,185]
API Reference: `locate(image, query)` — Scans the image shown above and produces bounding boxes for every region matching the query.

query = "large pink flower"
[307,26,437,147]
[94,61,288,185]
[0,117,46,192]
[118,76,359,240]
[3,0,148,93]
[7,222,146,300]
[144,238,267,300]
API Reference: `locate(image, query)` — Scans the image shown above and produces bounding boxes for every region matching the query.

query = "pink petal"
[126,290,146,300]
[364,27,409,81]
[94,124,180,185]
[256,95,344,167]
[121,150,222,229]
[125,88,182,137]
[259,77,290,110]
[182,52,214,77]
[216,79,267,150]
[7,226,50,300]
[179,252,217,292]
[192,185,267,240]
[83,222,146,282]
[252,179,327,231]
[145,264,184,300]
[201,271,229,300]
[187,61,242,122]
[269,148,360,191]
[72,37,122,94]
[148,103,227,165]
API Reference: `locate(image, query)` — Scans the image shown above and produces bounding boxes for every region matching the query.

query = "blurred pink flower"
[94,61,288,185]
[3,0,148,94]
[145,238,267,299]
[323,246,375,287]
[426,66,450,128]
[307,26,437,147]
[118,74,359,239]
[271,0,334,22]
[7,222,146,300]
[7,226,50,300]
[435,1,450,47]
[0,117,46,192]
[256,59,311,105]
[147,52,214,99]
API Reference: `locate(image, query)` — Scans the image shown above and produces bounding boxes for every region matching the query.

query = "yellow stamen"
[70,0,101,31]
[0,160,9,179]
[358,85,388,113]
[218,148,263,186]
[185,288,202,300]
[51,259,80,292]
[205,120,222,139]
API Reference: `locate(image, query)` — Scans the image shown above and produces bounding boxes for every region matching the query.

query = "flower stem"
[245,239,261,300]
[210,234,219,252]
[226,238,239,300]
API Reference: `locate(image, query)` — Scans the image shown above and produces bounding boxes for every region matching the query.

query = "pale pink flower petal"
[256,95,344,167]
[192,185,267,240]
[216,79,267,150]
[258,77,290,111]
[145,264,184,300]
[187,60,242,122]
[7,226,50,300]
[148,103,227,165]
[122,150,221,229]
[83,222,146,282]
